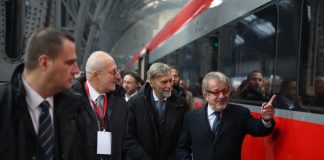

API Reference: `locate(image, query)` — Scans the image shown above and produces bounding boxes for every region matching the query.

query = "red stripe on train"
[242,112,324,160]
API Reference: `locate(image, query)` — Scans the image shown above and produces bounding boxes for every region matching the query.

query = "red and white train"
[124,0,324,159]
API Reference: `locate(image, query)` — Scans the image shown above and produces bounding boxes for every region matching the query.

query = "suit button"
[32,156,37,160]
[61,154,65,158]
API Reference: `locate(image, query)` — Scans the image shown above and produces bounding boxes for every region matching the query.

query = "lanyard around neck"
[85,81,108,129]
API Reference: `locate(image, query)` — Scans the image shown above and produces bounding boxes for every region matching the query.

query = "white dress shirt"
[86,81,106,110]
[125,91,138,102]
[22,77,54,134]
[207,105,221,130]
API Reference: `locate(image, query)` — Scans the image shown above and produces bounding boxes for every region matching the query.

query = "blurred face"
[171,68,180,86]
[150,72,173,100]
[248,72,263,92]
[123,74,139,96]
[283,81,297,100]
[263,79,270,93]
[96,58,119,93]
[46,39,79,93]
[203,80,229,111]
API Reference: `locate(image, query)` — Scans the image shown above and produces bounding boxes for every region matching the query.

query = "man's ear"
[38,55,50,70]
[92,70,100,80]
[203,92,208,100]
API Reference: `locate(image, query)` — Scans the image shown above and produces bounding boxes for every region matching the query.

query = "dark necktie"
[156,100,165,119]
[96,95,105,116]
[38,101,54,160]
[212,111,221,135]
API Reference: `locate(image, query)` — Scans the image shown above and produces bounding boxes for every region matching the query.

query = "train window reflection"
[302,0,324,111]
[220,5,277,105]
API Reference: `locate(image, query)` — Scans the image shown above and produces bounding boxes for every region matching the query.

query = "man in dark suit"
[176,71,276,160]
[72,51,128,160]
[170,66,194,110]
[274,79,305,111]
[0,28,88,160]
[124,63,189,160]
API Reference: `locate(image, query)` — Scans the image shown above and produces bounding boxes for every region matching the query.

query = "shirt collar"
[152,90,167,102]
[125,91,138,99]
[22,77,54,110]
[86,81,105,101]
[207,104,216,117]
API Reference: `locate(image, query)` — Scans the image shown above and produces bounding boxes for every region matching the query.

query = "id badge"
[97,131,112,155]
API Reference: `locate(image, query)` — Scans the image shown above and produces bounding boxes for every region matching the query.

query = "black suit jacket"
[176,103,275,160]
[72,76,128,160]
[124,83,189,160]
[0,64,88,160]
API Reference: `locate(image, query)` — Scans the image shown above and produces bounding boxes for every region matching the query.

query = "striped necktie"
[38,101,54,160]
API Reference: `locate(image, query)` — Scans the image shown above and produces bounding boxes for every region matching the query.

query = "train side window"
[219,5,277,105]
[301,0,324,113]
[155,35,219,98]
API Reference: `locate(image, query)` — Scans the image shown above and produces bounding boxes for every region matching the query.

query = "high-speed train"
[124,0,324,159]
[1,0,324,159]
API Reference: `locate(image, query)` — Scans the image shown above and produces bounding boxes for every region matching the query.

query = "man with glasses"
[176,71,276,160]
[72,51,128,160]
[122,71,143,102]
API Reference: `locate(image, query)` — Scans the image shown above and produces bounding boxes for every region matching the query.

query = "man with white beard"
[124,62,189,160]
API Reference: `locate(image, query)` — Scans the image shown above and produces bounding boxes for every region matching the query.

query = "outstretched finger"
[267,95,276,105]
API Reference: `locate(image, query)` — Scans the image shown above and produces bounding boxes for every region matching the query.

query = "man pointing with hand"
[176,71,276,160]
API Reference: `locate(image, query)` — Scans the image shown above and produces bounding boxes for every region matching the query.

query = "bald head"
[85,51,114,80]
[85,51,119,93]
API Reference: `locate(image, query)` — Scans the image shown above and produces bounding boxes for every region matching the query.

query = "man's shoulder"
[55,90,88,107]
[170,91,187,103]
[71,76,86,94]
[128,92,146,104]
[186,106,204,117]
[226,103,250,115]
[56,90,83,102]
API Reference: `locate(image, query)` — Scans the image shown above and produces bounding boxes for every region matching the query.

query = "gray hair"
[85,51,110,80]
[202,72,230,92]
[147,62,171,82]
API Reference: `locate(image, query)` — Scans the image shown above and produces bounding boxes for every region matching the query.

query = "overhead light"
[209,0,223,8]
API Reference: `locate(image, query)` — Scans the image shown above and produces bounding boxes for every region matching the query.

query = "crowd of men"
[0,27,276,160]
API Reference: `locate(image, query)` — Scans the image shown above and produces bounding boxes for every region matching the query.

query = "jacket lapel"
[84,99,99,129]
[16,82,37,137]
[105,92,115,131]
[20,101,37,137]
[214,104,234,142]
[199,105,215,140]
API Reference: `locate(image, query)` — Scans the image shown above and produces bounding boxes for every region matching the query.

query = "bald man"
[72,51,128,160]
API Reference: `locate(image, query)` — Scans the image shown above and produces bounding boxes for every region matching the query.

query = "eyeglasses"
[206,89,229,97]
[102,69,120,77]
[110,69,120,76]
